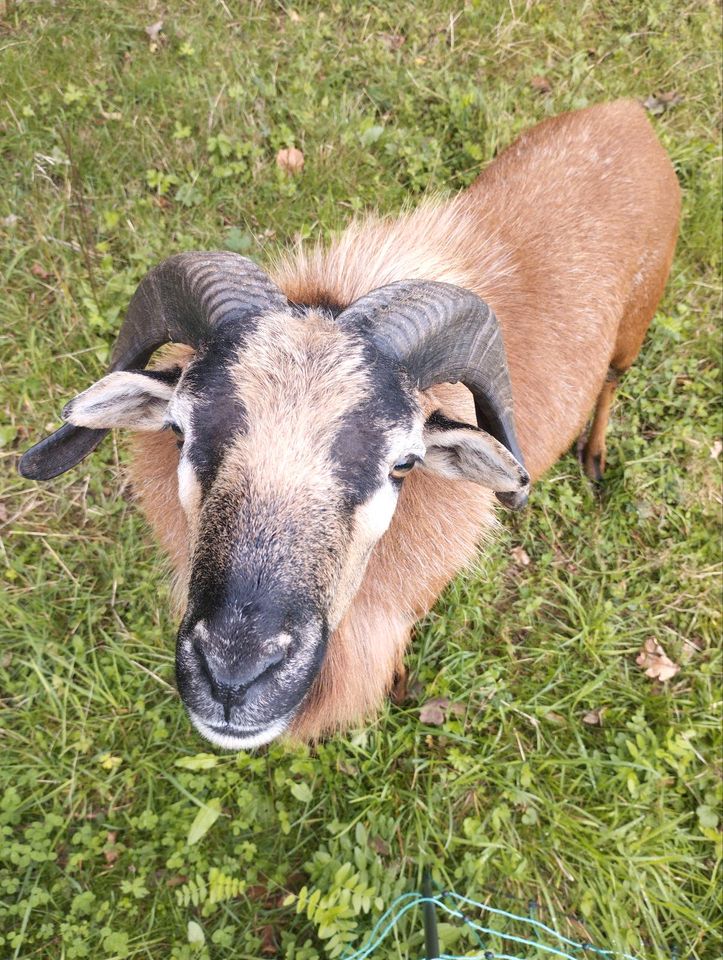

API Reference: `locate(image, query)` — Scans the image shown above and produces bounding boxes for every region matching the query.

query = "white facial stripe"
[166,392,193,433]
[177,456,201,514]
[189,712,289,750]
[354,483,399,541]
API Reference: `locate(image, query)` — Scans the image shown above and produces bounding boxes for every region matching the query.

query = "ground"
[0,2,720,959]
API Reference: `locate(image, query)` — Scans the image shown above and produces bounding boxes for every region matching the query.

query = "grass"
[0,1,720,958]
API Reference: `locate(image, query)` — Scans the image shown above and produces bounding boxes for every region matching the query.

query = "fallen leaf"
[420,697,450,725]
[544,711,566,725]
[145,20,164,53]
[276,146,304,174]
[642,91,683,115]
[104,831,119,865]
[511,546,531,567]
[260,925,278,955]
[31,261,51,280]
[710,440,722,460]
[371,836,390,857]
[166,874,188,887]
[145,20,163,41]
[531,75,552,94]
[380,32,405,51]
[287,9,301,22]
[246,883,270,901]
[636,637,680,681]
[582,708,605,726]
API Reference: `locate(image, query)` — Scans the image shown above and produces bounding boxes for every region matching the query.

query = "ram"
[19,100,680,749]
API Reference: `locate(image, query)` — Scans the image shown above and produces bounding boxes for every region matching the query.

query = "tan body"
[129,100,680,740]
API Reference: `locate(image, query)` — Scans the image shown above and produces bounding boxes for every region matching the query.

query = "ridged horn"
[337,279,530,509]
[18,252,287,481]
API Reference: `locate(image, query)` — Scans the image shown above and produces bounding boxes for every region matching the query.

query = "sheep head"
[18,253,529,749]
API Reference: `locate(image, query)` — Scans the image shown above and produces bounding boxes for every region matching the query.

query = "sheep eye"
[390,456,419,480]
[167,422,185,449]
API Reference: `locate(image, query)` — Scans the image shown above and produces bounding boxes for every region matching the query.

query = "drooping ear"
[422,410,530,499]
[62,368,180,431]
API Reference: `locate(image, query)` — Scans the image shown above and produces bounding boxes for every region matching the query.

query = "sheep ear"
[422,410,530,497]
[62,369,180,431]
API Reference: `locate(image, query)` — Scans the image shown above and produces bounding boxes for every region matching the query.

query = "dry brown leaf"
[166,874,188,887]
[145,20,164,53]
[544,711,566,725]
[31,262,51,280]
[709,440,722,460]
[145,20,163,41]
[246,883,270,901]
[511,546,531,567]
[260,924,278,956]
[636,637,680,681]
[531,75,552,94]
[103,831,119,865]
[276,147,304,175]
[371,836,390,857]
[380,32,405,51]
[582,708,605,726]
[419,697,450,725]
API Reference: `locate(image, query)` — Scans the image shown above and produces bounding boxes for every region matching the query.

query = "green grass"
[0,1,720,958]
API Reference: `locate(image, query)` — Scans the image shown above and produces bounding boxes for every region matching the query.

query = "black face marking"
[330,347,417,507]
[289,295,344,318]
[181,337,247,492]
[133,366,183,386]
[424,409,477,433]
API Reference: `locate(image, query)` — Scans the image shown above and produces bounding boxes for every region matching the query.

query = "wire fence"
[341,884,644,960]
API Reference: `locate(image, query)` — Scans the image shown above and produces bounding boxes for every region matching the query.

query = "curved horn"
[337,279,529,509]
[18,252,287,481]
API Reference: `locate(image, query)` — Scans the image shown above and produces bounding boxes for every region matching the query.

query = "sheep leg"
[582,367,621,483]
[390,664,409,704]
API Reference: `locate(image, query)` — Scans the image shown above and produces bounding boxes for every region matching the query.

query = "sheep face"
[174,311,430,748]
[62,308,526,749]
[63,310,423,746]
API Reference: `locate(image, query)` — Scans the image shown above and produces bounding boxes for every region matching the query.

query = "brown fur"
[128,100,680,740]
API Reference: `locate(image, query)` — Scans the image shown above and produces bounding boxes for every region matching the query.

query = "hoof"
[583,449,605,485]
[390,668,409,705]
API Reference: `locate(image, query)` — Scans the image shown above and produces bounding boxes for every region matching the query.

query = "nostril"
[192,640,215,687]
[190,632,289,711]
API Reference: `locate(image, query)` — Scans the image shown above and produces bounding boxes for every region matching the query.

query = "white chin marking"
[189,712,289,750]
